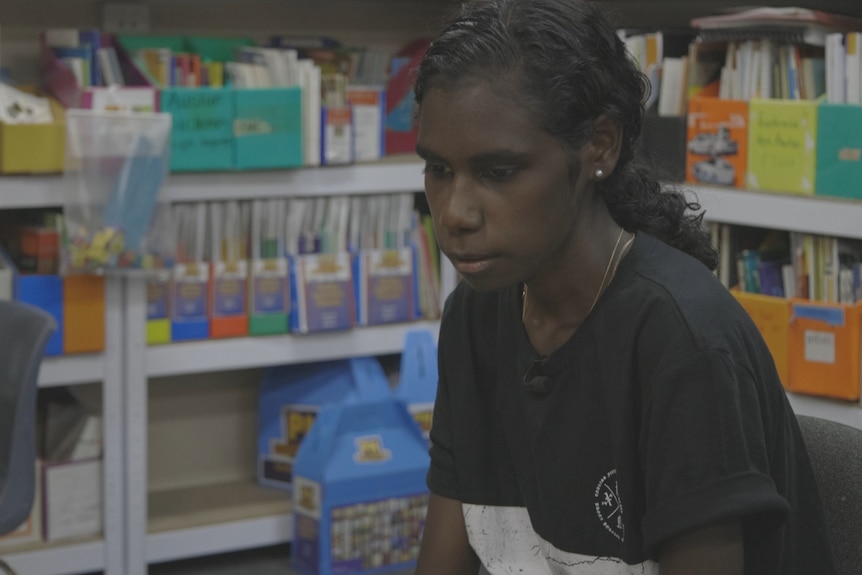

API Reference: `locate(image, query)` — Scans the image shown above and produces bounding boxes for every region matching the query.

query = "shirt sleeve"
[639,347,789,555]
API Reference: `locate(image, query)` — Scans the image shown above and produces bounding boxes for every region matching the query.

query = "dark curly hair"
[414,0,718,270]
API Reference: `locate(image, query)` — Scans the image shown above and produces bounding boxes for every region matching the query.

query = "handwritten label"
[234,89,303,168]
[234,118,273,136]
[162,89,234,170]
[804,330,836,364]
[748,102,817,194]
[839,148,862,162]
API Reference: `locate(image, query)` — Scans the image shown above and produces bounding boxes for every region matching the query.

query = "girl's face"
[416,79,594,292]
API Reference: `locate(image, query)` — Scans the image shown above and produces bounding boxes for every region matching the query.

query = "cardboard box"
[393,329,438,444]
[292,398,430,575]
[686,97,748,188]
[788,300,861,401]
[747,99,818,195]
[815,103,862,201]
[249,257,291,336]
[62,275,106,354]
[257,357,392,491]
[234,87,303,170]
[0,94,65,174]
[321,106,353,165]
[161,87,236,172]
[292,253,356,334]
[355,248,416,326]
[209,260,249,339]
[147,270,172,345]
[41,457,103,542]
[170,261,211,341]
[732,290,791,389]
[347,86,385,162]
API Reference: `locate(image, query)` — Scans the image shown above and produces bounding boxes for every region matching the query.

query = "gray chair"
[796,414,862,575]
[0,300,56,575]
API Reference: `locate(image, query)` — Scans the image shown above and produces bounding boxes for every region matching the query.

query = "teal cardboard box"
[393,329,438,444]
[235,87,304,170]
[257,356,392,490]
[292,397,431,575]
[160,87,235,172]
[816,103,862,200]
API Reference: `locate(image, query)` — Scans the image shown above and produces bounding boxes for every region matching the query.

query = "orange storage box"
[732,290,791,389]
[788,300,861,401]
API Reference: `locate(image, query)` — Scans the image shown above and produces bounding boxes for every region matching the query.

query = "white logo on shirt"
[594,469,625,542]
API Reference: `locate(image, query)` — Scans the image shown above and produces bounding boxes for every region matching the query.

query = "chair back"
[796,414,862,575]
[0,300,56,535]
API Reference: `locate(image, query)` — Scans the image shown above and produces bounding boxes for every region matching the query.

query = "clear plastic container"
[62,109,174,274]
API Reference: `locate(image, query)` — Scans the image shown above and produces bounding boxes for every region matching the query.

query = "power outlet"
[102,3,151,34]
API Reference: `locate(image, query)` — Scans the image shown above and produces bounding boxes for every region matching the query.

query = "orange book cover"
[732,290,791,388]
[686,97,748,188]
[788,300,861,401]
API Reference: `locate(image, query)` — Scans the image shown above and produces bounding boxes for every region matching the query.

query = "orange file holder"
[209,261,249,339]
[788,300,862,401]
[732,290,791,389]
[63,275,106,354]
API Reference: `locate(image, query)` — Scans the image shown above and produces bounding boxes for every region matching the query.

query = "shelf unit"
[112,159,438,575]
[147,481,292,564]
[2,279,124,575]
[125,273,441,573]
[5,163,862,574]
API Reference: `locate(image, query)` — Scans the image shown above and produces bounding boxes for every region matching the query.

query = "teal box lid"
[257,356,392,490]
[161,88,235,171]
[816,103,862,201]
[235,87,303,170]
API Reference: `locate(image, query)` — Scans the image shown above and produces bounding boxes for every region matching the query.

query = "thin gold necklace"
[522,228,632,322]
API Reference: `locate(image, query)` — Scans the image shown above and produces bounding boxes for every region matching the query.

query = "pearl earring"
[594,168,604,179]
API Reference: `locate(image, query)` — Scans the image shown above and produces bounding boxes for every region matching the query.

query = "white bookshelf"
[690,184,862,240]
[0,158,425,210]
[4,168,862,241]
[4,280,125,575]
[1,539,106,575]
[147,321,440,378]
[37,353,105,388]
[5,161,862,575]
[146,481,292,564]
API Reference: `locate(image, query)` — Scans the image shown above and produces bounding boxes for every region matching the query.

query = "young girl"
[412,0,836,573]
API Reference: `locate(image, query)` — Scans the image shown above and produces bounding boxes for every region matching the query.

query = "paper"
[44,459,103,541]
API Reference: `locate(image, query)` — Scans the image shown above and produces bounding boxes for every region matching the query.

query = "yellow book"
[206,62,224,88]
[747,98,818,195]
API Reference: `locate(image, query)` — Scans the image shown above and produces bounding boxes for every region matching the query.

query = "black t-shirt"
[428,233,836,574]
